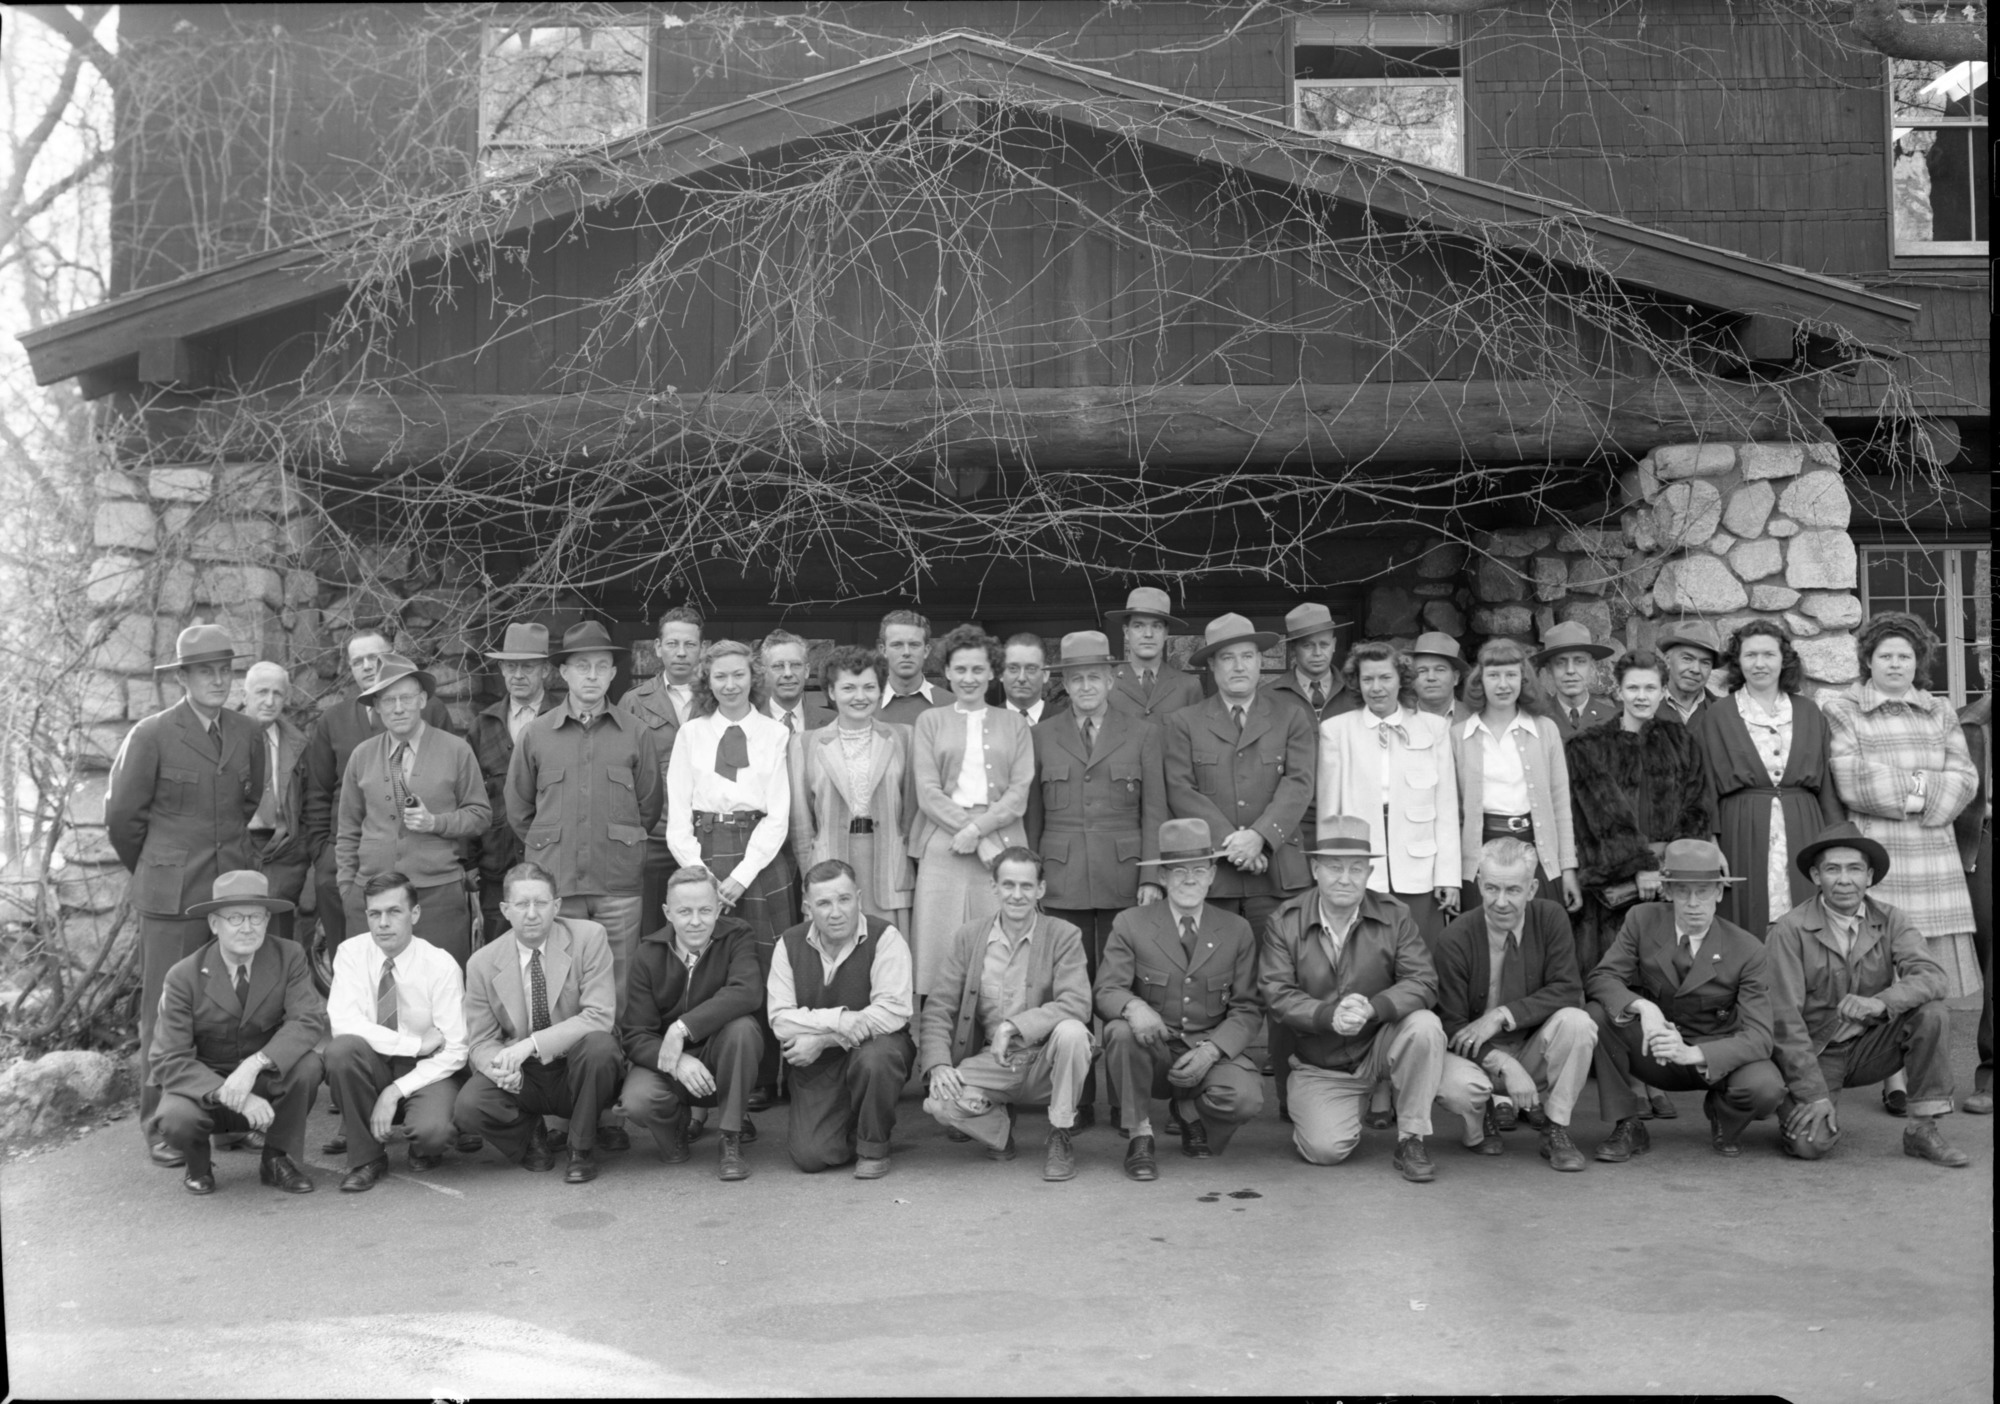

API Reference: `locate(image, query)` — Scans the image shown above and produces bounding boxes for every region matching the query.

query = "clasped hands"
[484,1035,541,1093]
[1124,1002,1221,1087]
[779,1010,872,1068]
[1633,1001,1706,1067]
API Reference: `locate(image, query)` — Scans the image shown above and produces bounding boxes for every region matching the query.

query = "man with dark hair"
[769,859,916,1178]
[1534,622,1618,742]
[1106,587,1205,722]
[470,622,560,941]
[877,609,943,726]
[996,632,1066,723]
[760,629,833,735]
[239,660,310,944]
[921,848,1093,1181]
[1656,619,1722,727]
[323,871,469,1191]
[622,604,700,932]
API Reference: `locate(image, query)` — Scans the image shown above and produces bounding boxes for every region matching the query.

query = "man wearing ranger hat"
[1262,603,1361,730]
[471,622,561,939]
[1095,818,1264,1180]
[1533,621,1618,742]
[1656,618,1723,727]
[107,623,268,1166]
[1409,632,1473,726]
[1766,821,1969,1167]
[1106,587,1205,722]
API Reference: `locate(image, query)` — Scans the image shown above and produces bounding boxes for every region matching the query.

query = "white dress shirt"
[1463,711,1536,816]
[327,932,469,1095]
[1007,697,1046,724]
[948,705,991,808]
[665,709,793,885]
[767,922,914,1041]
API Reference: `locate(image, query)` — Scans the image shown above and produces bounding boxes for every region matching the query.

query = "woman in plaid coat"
[1823,613,1981,1000]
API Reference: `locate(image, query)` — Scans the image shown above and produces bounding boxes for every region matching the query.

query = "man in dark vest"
[768,860,916,1178]
[469,622,560,940]
[107,624,267,1166]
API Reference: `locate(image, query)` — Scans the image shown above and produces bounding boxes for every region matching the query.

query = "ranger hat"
[1187,613,1281,668]
[1656,837,1744,885]
[1104,586,1187,632]
[1282,603,1343,643]
[154,623,239,674]
[484,622,551,661]
[185,869,295,918]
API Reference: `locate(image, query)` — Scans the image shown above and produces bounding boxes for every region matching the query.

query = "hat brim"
[1794,834,1892,882]
[154,649,238,673]
[1305,846,1385,861]
[1047,653,1120,671]
[184,895,295,917]
[1413,650,1473,675]
[550,643,628,659]
[1187,630,1282,667]
[483,650,550,661]
[1284,623,1342,643]
[1657,870,1748,885]
[1105,609,1188,632]
[359,669,438,701]
[1135,849,1231,867]
[1531,641,1616,667]
[1656,635,1721,659]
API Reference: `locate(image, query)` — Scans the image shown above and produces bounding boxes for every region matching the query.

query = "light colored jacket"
[918,912,1090,1072]
[463,918,615,1076]
[791,719,917,908]
[1451,710,1577,882]
[907,703,1034,860]
[1317,707,1461,895]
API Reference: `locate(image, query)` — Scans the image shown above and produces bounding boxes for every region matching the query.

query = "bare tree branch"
[1848,0,1988,61]
[15,5,118,86]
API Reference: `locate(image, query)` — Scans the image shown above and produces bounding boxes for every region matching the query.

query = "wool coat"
[148,934,326,1097]
[1164,692,1317,898]
[107,698,267,918]
[1024,708,1167,911]
[1585,903,1774,1079]
[1108,660,1206,723]
[791,719,918,910]
[1093,900,1262,1057]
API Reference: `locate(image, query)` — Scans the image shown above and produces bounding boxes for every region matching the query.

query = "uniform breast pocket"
[138,843,190,913]
[606,764,638,818]
[1203,974,1234,1017]
[1257,744,1286,775]
[527,824,562,854]
[1040,761,1072,811]
[157,765,201,813]
[1109,764,1143,806]
[1191,750,1220,794]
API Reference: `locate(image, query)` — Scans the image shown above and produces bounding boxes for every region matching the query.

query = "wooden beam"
[138,336,212,389]
[1732,315,1800,364]
[141,380,1818,473]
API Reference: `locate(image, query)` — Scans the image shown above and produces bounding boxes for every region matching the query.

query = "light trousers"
[924,1019,1092,1148]
[1435,1005,1597,1139]
[1287,1010,1445,1164]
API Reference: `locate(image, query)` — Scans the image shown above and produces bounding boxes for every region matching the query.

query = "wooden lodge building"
[22,4,1991,753]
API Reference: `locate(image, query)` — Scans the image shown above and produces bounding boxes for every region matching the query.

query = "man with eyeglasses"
[1095,819,1263,1180]
[994,633,1069,723]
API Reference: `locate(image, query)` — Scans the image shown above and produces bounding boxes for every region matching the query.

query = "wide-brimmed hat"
[1104,586,1187,632]
[185,869,294,918]
[1187,613,1281,667]
[1657,619,1724,660]
[1136,817,1228,867]
[1531,620,1616,668]
[153,623,239,674]
[357,652,438,702]
[1046,631,1119,671]
[1306,814,1384,860]
[1657,838,1744,885]
[1793,821,1892,883]
[485,622,551,661]
[1282,603,1343,643]
[550,620,627,660]
[1410,631,1471,675]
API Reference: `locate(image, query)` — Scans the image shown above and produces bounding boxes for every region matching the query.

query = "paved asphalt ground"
[2,1007,1991,1399]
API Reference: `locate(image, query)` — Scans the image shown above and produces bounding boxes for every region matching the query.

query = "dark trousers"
[639,836,675,949]
[1046,906,1122,1111]
[137,913,212,1137]
[314,848,350,949]
[152,1052,322,1174]
[323,1034,460,1168]
[1103,1022,1263,1151]
[1781,1002,1958,1154]
[453,1031,622,1160]
[784,1029,915,1171]
[1208,891,1299,1107]
[1588,1004,1784,1139]
[620,1015,762,1149]
[1971,824,1993,1076]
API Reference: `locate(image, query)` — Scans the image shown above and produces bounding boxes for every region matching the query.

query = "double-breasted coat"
[1024,709,1167,911]
[1162,692,1316,899]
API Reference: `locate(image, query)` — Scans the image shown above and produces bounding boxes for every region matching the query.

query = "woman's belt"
[848,817,876,834]
[693,809,765,834]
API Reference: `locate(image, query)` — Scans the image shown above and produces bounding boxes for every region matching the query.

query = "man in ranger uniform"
[1106,587,1205,723]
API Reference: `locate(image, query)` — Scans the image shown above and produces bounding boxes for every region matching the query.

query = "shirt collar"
[1674,916,1713,945]
[564,695,623,728]
[1818,897,1864,936]
[1464,711,1534,741]
[989,915,1035,948]
[1361,706,1407,730]
[511,691,544,715]
[890,679,936,703]
[1858,681,1936,714]
[807,922,862,962]
[1295,669,1333,697]
[1316,896,1361,944]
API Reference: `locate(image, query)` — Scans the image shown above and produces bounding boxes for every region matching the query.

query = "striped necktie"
[377,956,399,1031]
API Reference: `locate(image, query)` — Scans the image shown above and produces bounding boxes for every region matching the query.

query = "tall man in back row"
[621,603,699,930]
[876,609,944,726]
[470,622,559,941]
[1106,587,1205,722]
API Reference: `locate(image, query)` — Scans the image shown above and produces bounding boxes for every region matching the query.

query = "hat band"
[1312,839,1375,854]
[1660,866,1729,882]
[1155,847,1217,864]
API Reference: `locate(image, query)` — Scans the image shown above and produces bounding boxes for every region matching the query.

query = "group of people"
[106,585,1991,1195]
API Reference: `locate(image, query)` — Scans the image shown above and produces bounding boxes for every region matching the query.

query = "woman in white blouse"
[908,625,1035,999]
[665,639,796,1107]
[1452,637,1581,912]
[792,645,917,934]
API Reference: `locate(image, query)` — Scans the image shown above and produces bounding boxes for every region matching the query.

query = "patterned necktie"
[1018,704,1034,720]
[529,949,551,1031]
[392,740,413,809]
[233,963,249,1010]
[781,708,797,736]
[377,955,399,1031]
[1569,706,1583,730]
[254,727,280,829]
[1310,681,1325,712]
[1180,914,1198,960]
[715,723,749,781]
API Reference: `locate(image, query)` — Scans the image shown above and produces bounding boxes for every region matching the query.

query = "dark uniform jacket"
[107,698,267,919]
[1431,899,1582,1047]
[1261,671,1359,848]
[1108,660,1205,723]
[469,692,561,889]
[1162,692,1316,898]
[148,935,327,1098]
[1548,695,1620,743]
[1094,900,1261,1059]
[618,915,761,1069]
[302,691,456,868]
[618,675,683,838]
[1024,708,1167,911]
[1585,902,1774,1079]
[1259,889,1436,1073]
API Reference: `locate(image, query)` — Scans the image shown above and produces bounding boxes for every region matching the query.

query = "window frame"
[1858,540,1991,708]
[1883,49,1988,257]
[478,22,655,167]
[1289,14,1467,177]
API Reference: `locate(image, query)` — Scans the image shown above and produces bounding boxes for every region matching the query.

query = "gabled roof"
[19,30,1917,387]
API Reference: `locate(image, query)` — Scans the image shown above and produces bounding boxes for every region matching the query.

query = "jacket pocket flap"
[1041,831,1072,861]
[1406,804,1437,824]
[1109,763,1142,782]
[1191,750,1218,766]
[536,767,566,785]
[527,826,562,849]
[160,766,201,784]
[606,765,635,788]
[143,844,190,864]
[1406,837,1439,857]
[1206,975,1234,991]
[607,824,646,846]
[1041,758,1071,782]
[1115,833,1141,861]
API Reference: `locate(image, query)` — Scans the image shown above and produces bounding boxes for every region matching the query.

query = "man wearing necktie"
[324,872,471,1191]
[760,630,835,734]
[239,660,310,944]
[454,863,622,1183]
[471,622,561,944]
[1585,838,1785,1161]
[1095,819,1264,1180]
[1431,839,1596,1172]
[993,633,1070,724]
[1533,622,1619,743]
[1105,587,1206,722]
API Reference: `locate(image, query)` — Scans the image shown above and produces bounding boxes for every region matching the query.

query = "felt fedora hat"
[1187,613,1282,668]
[185,868,295,918]
[1282,603,1343,642]
[484,622,551,661]
[357,652,438,702]
[153,623,239,674]
[1656,837,1745,884]
[1047,630,1119,671]
[1410,631,1472,675]
[1657,618,1725,660]
[1135,817,1229,867]
[1305,813,1385,860]
[1793,820,1892,882]
[549,620,627,659]
[1530,620,1615,667]
[1104,586,1187,632]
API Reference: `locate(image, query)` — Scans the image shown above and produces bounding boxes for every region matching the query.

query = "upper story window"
[1293,14,1463,174]
[1890,20,1987,254]
[480,24,652,178]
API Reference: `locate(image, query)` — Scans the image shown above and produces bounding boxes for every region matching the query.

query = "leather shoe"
[1964,1070,1994,1116]
[340,1155,390,1193]
[1073,1103,1097,1131]
[1163,1109,1184,1137]
[984,1131,1016,1162]
[1044,1126,1077,1182]
[1392,1135,1436,1183]
[1903,1120,1970,1168]
[259,1152,315,1194]
[182,1166,216,1196]
[564,1148,599,1184]
[1179,1115,1212,1159]
[946,1127,972,1143]
[1124,1134,1158,1181]
[746,1086,774,1113]
[1703,1092,1742,1157]
[149,1139,186,1168]
[1642,1088,1677,1120]
[718,1130,749,1181]
[1362,1107,1397,1132]
[521,1122,557,1173]
[737,1117,758,1145]
[1881,1086,1909,1117]
[853,1155,891,1180]
[1539,1124,1587,1172]
[1467,1101,1505,1155]
[1489,1097,1519,1133]
[407,1150,444,1172]
[455,1132,484,1154]
[320,1132,348,1156]
[657,1109,692,1164]
[595,1123,631,1152]
[1595,1116,1651,1163]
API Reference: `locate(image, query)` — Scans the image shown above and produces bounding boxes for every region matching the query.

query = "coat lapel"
[1235,696,1273,753]
[495,934,528,1038]
[545,921,575,1019]
[243,939,282,1022]
[1050,711,1092,769]
[1639,915,1684,1001]
[1675,924,1733,996]
[205,949,240,1018]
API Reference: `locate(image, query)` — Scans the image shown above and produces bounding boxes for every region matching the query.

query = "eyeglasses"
[1165,865,1213,882]
[213,912,268,929]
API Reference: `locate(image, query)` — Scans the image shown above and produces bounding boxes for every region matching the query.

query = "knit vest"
[782,916,886,1011]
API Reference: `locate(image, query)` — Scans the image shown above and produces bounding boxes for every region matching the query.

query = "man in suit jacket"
[1106,587,1205,722]
[108,624,268,1164]
[239,661,310,943]
[1096,819,1264,1180]
[1534,622,1619,742]
[990,633,1071,723]
[921,849,1094,1182]
[454,862,623,1183]
[148,870,325,1196]
[1162,615,1316,931]
[470,622,562,942]
[1261,603,1362,734]
[1586,839,1784,1162]
[620,607,695,940]
[619,865,764,1180]
[761,630,836,735]
[1432,839,1595,1172]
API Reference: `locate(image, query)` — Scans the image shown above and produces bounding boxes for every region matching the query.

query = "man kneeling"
[921,848,1093,1182]
[1432,839,1595,1172]
[325,872,469,1191]
[619,865,764,1181]
[769,861,916,1178]
[1768,822,1969,1168]
[1096,819,1264,1180]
